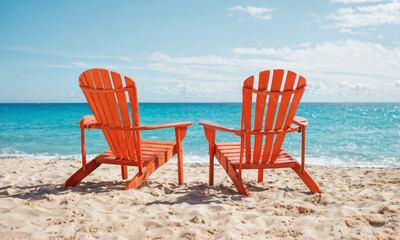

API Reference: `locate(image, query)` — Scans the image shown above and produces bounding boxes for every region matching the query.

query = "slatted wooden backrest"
[241,69,306,164]
[79,69,142,164]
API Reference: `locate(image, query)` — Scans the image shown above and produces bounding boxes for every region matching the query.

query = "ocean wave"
[0,148,97,161]
[307,156,400,169]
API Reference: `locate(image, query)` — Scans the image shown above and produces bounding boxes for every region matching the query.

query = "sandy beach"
[0,158,399,239]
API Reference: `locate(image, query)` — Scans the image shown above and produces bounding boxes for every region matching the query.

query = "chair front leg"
[301,126,306,174]
[204,128,216,186]
[81,126,87,171]
[175,127,187,184]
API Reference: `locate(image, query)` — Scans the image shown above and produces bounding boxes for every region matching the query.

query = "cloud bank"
[229,5,276,21]
[148,39,400,101]
[327,1,400,28]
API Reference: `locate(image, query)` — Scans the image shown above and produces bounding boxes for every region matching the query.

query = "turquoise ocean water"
[0,103,399,168]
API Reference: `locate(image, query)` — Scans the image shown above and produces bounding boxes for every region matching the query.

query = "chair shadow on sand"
[0,183,68,200]
[0,180,243,203]
[0,181,127,200]
[245,182,314,196]
[0,177,312,203]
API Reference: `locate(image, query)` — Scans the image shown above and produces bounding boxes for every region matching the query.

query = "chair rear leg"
[292,163,321,194]
[63,160,101,189]
[124,161,157,190]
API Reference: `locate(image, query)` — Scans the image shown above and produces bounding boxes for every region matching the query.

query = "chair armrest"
[136,122,193,131]
[77,117,192,131]
[199,121,237,133]
[292,116,308,128]
[78,115,99,128]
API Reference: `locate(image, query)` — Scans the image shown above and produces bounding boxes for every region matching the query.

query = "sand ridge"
[0,158,399,239]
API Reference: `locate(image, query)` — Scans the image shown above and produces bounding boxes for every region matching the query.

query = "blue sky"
[0,0,399,102]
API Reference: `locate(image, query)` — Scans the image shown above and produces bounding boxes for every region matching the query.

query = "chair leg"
[124,161,157,190]
[175,128,184,184]
[121,165,128,180]
[258,169,264,182]
[204,129,215,186]
[63,160,102,189]
[176,145,184,184]
[292,163,321,194]
[209,152,214,186]
[218,157,250,197]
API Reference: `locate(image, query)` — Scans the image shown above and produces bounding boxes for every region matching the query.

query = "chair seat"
[94,140,177,167]
[215,142,298,169]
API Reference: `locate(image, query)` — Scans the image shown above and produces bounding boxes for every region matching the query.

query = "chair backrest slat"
[110,71,137,161]
[269,71,298,161]
[125,76,140,127]
[241,76,254,163]
[261,70,284,163]
[284,76,306,128]
[99,69,130,160]
[79,69,142,163]
[125,76,142,162]
[240,69,306,165]
[90,69,125,159]
[252,70,270,164]
[80,70,120,157]
[270,76,306,161]
[274,71,297,129]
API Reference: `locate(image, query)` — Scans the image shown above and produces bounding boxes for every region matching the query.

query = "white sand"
[0,158,399,239]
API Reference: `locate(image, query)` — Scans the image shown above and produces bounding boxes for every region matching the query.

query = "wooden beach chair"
[64,69,193,190]
[199,69,321,197]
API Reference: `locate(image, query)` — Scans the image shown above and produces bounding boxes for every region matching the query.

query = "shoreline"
[1,156,399,170]
[1,158,399,239]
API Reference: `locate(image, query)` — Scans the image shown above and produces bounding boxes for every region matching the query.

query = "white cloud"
[147,63,235,81]
[149,51,288,69]
[45,62,141,70]
[307,82,333,95]
[326,1,400,28]
[148,51,234,65]
[69,92,84,99]
[310,12,322,24]
[337,81,376,96]
[169,81,195,96]
[165,81,220,99]
[0,46,132,61]
[229,5,276,21]
[331,0,384,3]
[339,28,367,35]
[148,51,246,81]
[71,62,88,67]
[231,47,293,56]
[296,42,312,48]
[103,65,141,70]
[142,78,238,102]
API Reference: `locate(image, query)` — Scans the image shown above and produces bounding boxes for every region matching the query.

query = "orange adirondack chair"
[64,69,193,190]
[199,69,321,197]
